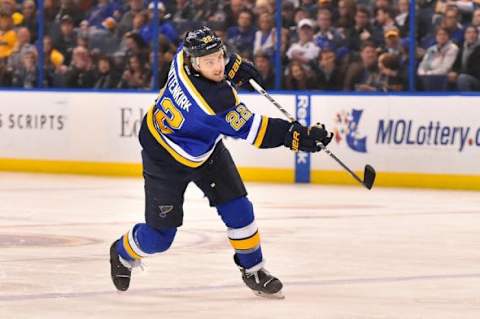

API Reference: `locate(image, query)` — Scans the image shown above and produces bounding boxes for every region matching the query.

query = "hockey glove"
[284,122,334,153]
[225,53,263,90]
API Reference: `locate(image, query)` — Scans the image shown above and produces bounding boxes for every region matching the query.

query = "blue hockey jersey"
[143,48,270,168]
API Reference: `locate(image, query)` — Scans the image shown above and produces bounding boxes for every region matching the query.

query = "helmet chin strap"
[191,57,201,71]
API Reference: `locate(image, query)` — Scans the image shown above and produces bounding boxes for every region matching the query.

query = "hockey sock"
[217,197,264,270]
[117,223,177,262]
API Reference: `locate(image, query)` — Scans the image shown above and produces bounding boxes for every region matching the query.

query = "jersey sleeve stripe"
[246,114,262,144]
[253,116,269,147]
[176,51,216,115]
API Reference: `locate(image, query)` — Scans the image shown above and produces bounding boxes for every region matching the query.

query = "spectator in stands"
[65,46,95,88]
[253,50,275,89]
[123,31,149,64]
[253,12,274,57]
[377,52,404,91]
[172,0,190,30]
[314,8,347,57]
[78,20,90,40]
[11,49,36,88]
[416,0,436,41]
[19,0,36,42]
[0,58,12,86]
[141,1,178,45]
[293,7,309,24]
[88,0,119,29]
[117,54,150,89]
[227,8,256,58]
[210,21,232,51]
[374,0,391,11]
[54,14,77,65]
[55,0,84,25]
[8,26,36,70]
[76,35,89,50]
[222,0,246,29]
[441,7,465,46]
[418,27,459,76]
[89,17,120,55]
[300,0,317,18]
[191,0,217,24]
[44,35,65,70]
[280,26,290,58]
[149,34,175,89]
[311,48,343,90]
[283,60,317,90]
[395,0,409,37]
[43,0,59,36]
[336,0,356,30]
[286,18,320,65]
[317,0,336,13]
[449,25,480,91]
[281,1,296,29]
[253,0,275,18]
[0,0,15,15]
[0,12,17,61]
[132,11,148,35]
[94,55,118,89]
[344,41,380,91]
[446,0,480,18]
[418,27,459,90]
[43,40,66,87]
[346,5,375,51]
[382,27,404,58]
[373,7,398,45]
[286,7,309,44]
[472,8,480,35]
[117,0,144,38]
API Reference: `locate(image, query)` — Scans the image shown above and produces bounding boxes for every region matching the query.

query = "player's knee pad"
[131,223,177,255]
[217,196,254,228]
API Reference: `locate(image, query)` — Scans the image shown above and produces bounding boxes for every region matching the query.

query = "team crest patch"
[159,205,174,218]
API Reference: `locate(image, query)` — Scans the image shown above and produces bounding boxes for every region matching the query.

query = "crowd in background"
[0,0,479,91]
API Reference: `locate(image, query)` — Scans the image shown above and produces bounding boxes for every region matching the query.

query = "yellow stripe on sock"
[122,233,142,260]
[229,231,261,250]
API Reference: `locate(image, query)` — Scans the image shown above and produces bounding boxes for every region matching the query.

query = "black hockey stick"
[248,79,376,190]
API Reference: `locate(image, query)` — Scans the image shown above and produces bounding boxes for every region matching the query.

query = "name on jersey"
[167,68,191,112]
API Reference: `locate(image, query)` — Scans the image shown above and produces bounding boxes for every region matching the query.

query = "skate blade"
[253,290,285,299]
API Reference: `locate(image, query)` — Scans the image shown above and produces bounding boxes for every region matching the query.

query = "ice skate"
[109,240,132,291]
[235,256,284,299]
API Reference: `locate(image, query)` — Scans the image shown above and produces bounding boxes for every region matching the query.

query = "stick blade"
[363,165,376,190]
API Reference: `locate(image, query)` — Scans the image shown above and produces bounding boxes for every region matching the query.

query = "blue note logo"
[334,109,367,153]
[159,205,174,218]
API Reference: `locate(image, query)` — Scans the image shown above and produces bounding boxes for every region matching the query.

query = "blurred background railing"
[0,0,479,93]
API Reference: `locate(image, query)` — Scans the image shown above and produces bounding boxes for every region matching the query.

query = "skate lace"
[246,268,271,285]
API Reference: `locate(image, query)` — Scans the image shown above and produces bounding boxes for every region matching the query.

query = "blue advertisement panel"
[295,95,311,183]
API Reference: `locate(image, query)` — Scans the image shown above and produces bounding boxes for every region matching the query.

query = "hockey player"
[109,26,333,298]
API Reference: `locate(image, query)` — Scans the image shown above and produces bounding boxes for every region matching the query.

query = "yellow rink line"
[0,158,294,182]
[312,170,480,191]
[0,158,479,190]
